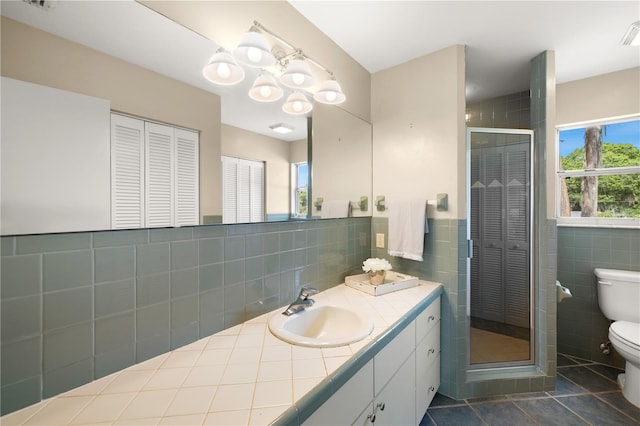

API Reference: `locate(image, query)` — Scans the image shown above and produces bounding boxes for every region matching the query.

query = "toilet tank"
[594,268,640,323]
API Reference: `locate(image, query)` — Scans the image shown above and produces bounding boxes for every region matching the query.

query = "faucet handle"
[300,287,319,298]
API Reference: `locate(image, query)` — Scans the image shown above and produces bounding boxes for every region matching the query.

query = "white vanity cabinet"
[303,295,441,426]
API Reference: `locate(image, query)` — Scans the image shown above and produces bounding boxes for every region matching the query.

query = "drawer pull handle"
[429,385,436,392]
[377,401,386,411]
[428,348,436,355]
[367,413,376,423]
[428,315,435,322]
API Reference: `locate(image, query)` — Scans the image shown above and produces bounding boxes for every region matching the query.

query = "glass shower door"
[467,128,534,367]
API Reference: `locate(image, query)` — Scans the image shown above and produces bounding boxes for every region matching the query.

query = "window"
[292,162,308,218]
[557,117,640,226]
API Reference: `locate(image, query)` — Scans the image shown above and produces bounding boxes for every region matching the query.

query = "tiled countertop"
[2,281,442,426]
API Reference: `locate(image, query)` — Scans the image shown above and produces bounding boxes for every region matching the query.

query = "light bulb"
[259,86,272,98]
[217,63,231,79]
[247,47,262,64]
[292,73,304,86]
[325,91,337,102]
[293,101,303,112]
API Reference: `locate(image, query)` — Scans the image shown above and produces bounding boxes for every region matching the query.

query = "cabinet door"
[376,352,416,426]
[145,122,175,228]
[111,114,145,229]
[174,128,199,226]
[303,360,374,426]
[374,321,415,395]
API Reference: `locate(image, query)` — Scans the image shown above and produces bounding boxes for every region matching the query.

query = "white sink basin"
[268,305,374,348]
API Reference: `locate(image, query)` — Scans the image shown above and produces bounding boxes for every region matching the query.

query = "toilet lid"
[610,321,640,351]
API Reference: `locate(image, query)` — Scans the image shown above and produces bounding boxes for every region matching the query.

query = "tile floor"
[421,354,640,425]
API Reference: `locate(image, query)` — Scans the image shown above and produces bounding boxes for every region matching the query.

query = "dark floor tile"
[555,394,637,426]
[419,411,436,426]
[430,392,466,407]
[515,397,589,425]
[549,374,589,396]
[596,392,640,424]
[587,363,624,382]
[559,366,619,393]
[565,354,595,366]
[427,405,485,426]
[558,353,579,366]
[471,401,536,426]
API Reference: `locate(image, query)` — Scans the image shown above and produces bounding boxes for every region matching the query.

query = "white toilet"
[594,268,640,408]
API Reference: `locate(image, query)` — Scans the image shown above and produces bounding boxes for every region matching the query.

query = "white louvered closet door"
[145,122,174,228]
[250,163,265,222]
[504,143,530,328]
[221,156,265,224]
[111,114,144,229]
[174,128,199,226]
[222,156,238,224]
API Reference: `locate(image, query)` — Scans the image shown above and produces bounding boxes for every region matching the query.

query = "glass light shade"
[313,79,346,104]
[280,59,314,88]
[248,74,283,102]
[234,31,275,67]
[282,91,313,115]
[202,51,245,85]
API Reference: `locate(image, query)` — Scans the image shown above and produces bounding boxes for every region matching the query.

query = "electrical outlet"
[376,233,385,248]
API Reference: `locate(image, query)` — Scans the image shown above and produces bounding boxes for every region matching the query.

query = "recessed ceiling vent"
[23,0,58,10]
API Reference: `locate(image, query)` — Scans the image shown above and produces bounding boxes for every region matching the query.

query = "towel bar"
[374,194,448,211]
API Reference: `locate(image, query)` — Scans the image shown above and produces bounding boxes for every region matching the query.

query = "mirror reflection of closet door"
[468,128,533,367]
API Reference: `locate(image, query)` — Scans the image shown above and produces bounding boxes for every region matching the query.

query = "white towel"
[387,198,428,261]
[320,200,349,218]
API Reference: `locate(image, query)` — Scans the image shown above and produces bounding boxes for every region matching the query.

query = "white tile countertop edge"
[1,281,442,426]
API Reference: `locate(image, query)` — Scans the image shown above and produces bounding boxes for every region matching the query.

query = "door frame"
[465,127,535,369]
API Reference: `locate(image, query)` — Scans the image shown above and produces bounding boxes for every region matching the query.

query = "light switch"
[376,233,385,248]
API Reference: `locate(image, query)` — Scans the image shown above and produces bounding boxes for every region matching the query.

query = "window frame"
[556,115,640,228]
[291,161,308,218]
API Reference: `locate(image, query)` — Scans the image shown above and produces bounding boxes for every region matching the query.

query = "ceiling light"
[249,74,284,102]
[202,50,245,85]
[313,79,346,105]
[234,30,276,67]
[269,123,294,134]
[282,92,313,115]
[280,58,314,89]
[621,21,640,46]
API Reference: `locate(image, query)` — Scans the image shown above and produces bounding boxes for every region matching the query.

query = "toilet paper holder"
[556,280,572,303]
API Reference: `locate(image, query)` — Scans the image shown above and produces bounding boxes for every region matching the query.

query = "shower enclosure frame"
[465,127,535,370]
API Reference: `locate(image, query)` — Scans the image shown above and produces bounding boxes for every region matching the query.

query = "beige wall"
[1,16,222,219]
[141,0,371,123]
[221,124,292,216]
[371,45,466,219]
[312,104,373,217]
[556,67,640,126]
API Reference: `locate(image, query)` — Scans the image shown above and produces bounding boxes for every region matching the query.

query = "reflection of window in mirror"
[221,156,265,224]
[292,162,308,218]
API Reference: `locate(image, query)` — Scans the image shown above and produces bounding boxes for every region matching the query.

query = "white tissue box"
[345,271,419,296]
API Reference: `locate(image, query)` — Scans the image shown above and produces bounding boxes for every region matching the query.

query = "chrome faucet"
[282,287,319,316]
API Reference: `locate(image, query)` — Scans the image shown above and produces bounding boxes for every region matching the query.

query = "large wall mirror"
[0,1,372,236]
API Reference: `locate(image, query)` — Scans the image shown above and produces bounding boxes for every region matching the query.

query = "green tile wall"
[557,226,640,367]
[0,217,370,415]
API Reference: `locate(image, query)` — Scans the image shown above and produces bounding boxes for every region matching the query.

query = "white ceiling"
[290,1,640,103]
[2,0,638,140]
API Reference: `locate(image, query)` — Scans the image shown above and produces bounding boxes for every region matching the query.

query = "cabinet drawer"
[416,353,440,420]
[416,296,441,344]
[417,321,440,365]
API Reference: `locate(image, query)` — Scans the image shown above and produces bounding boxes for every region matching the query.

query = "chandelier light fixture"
[202,20,346,115]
